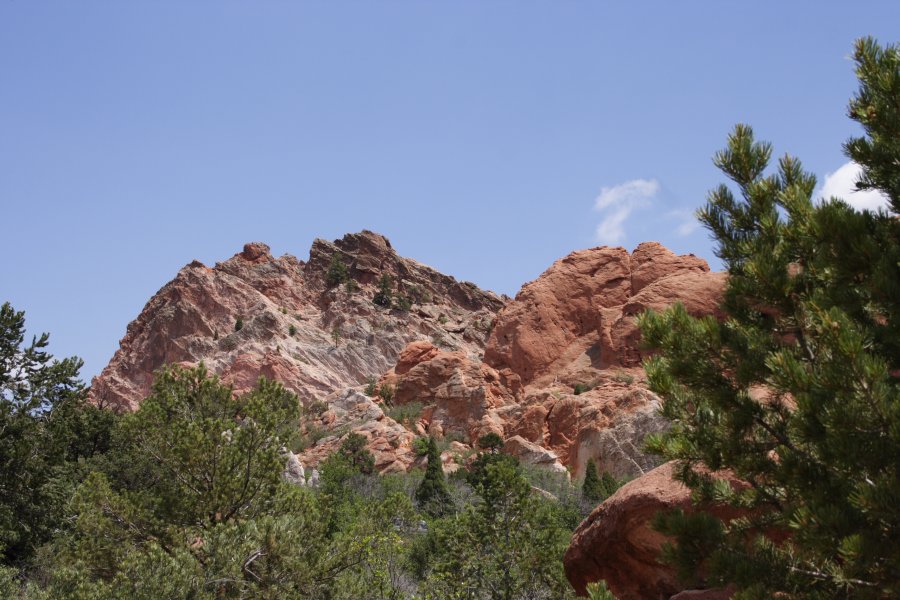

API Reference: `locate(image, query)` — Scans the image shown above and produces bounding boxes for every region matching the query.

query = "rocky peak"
[89,231,504,412]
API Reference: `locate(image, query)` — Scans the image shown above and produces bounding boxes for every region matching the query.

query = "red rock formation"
[385,343,518,443]
[485,242,722,386]
[90,231,504,411]
[564,462,742,600]
[90,236,723,488]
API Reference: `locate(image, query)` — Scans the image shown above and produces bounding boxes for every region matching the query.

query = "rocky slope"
[91,235,723,479]
[90,231,503,411]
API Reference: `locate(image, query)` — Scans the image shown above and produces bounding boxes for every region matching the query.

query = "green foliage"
[0,302,114,567]
[337,432,376,475]
[395,294,413,312]
[373,273,393,308]
[364,376,378,396]
[288,323,296,336]
[581,459,604,502]
[116,365,301,527]
[586,580,618,600]
[419,455,576,599]
[344,278,358,294]
[477,432,504,453]
[234,316,243,331]
[639,38,900,598]
[611,370,634,385]
[415,437,452,517]
[386,401,423,426]
[378,382,395,405]
[582,462,621,506]
[573,382,592,395]
[326,251,350,287]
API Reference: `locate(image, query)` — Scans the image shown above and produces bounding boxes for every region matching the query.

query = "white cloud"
[593,178,659,244]
[666,209,701,236]
[818,161,890,212]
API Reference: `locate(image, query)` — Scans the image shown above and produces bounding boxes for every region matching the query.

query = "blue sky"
[2,1,897,380]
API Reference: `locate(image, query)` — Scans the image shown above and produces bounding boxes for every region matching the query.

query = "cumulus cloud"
[593,179,659,244]
[819,161,890,212]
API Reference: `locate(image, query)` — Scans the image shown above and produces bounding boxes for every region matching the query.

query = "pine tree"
[415,436,451,516]
[639,38,900,598]
[0,302,114,566]
[326,252,350,287]
[373,273,393,308]
[582,459,604,503]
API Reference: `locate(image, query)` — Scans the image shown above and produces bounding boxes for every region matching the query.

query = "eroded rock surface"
[90,237,722,487]
[564,462,742,600]
[90,231,504,412]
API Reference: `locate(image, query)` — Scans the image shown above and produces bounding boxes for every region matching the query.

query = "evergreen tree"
[415,437,452,517]
[582,459,604,503]
[639,38,900,598]
[326,251,350,287]
[0,302,114,567]
[373,273,393,308]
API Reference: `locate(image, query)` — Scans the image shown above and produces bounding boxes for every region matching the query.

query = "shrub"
[372,274,393,308]
[395,295,413,312]
[573,382,593,395]
[234,316,243,331]
[363,377,378,396]
[477,432,504,453]
[377,383,394,405]
[326,252,349,287]
[611,370,634,385]
[288,324,297,336]
[385,402,423,426]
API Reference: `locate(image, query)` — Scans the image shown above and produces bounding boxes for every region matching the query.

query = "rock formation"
[89,232,728,597]
[90,231,504,412]
[564,462,741,600]
[91,235,722,479]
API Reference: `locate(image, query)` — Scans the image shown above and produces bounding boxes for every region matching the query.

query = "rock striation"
[91,236,722,478]
[90,231,504,412]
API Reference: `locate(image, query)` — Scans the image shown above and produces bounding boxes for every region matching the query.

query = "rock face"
[90,231,504,412]
[482,242,724,480]
[564,462,741,600]
[485,242,722,385]
[90,235,722,487]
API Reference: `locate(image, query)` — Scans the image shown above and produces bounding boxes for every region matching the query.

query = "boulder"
[564,462,744,600]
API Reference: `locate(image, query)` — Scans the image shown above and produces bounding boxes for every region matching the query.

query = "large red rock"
[388,344,518,443]
[564,462,742,600]
[484,246,632,386]
[90,236,724,488]
[90,231,504,411]
[485,242,723,387]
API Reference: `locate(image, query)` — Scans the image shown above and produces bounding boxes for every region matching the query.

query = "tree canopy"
[640,37,900,599]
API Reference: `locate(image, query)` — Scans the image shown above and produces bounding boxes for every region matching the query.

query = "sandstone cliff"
[90,230,504,412]
[90,234,723,481]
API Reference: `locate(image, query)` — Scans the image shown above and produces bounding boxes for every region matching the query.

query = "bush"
[395,295,413,312]
[573,382,593,395]
[326,252,350,287]
[377,383,395,405]
[234,316,243,331]
[385,402,423,426]
[477,432,504,453]
[372,274,393,308]
[288,324,297,336]
[363,377,378,397]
